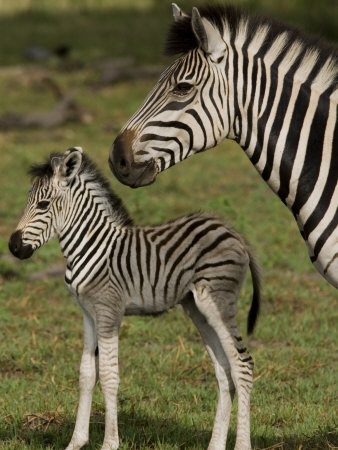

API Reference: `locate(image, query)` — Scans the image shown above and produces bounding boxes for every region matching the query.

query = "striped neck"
[58,175,126,261]
[225,24,337,220]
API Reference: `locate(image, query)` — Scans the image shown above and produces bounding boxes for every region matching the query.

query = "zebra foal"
[9,147,260,450]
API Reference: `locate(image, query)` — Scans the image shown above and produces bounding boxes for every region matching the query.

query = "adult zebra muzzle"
[109,130,157,188]
[9,230,34,260]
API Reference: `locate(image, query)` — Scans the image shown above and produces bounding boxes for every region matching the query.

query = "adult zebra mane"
[165,4,338,89]
[29,153,133,226]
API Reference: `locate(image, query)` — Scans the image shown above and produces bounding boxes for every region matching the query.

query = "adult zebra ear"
[191,7,227,63]
[172,3,188,22]
[59,147,83,185]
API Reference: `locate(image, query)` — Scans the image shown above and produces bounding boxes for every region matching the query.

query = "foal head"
[9,147,83,259]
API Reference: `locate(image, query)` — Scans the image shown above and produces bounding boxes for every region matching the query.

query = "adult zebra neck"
[234,31,337,215]
[231,28,338,285]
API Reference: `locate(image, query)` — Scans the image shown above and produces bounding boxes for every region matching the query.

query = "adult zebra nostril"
[110,130,137,180]
[119,158,129,176]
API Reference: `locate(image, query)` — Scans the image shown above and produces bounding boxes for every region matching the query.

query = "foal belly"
[124,282,188,316]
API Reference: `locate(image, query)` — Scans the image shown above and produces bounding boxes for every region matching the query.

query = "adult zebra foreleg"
[191,285,253,450]
[181,293,235,450]
[66,311,98,450]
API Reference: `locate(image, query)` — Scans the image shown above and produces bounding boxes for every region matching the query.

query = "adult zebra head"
[9,148,83,259]
[110,4,236,187]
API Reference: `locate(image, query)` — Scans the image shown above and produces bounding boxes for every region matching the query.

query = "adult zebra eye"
[173,82,193,95]
[37,200,50,210]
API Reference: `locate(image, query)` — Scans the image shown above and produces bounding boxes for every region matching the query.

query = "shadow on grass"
[1,410,337,449]
[0,410,211,449]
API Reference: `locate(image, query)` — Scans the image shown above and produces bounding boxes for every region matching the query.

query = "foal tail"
[247,249,261,335]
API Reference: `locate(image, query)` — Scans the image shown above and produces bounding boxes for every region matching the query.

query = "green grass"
[0,2,337,449]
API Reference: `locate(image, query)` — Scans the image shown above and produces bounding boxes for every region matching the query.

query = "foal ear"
[172,3,188,22]
[191,7,227,62]
[59,147,83,184]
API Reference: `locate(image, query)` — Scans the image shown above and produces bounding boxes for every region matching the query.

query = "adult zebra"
[109,4,338,288]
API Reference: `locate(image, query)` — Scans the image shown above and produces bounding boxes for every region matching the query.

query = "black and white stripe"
[110,4,337,288]
[10,147,261,450]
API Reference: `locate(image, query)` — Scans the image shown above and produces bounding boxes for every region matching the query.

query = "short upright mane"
[164,3,338,82]
[165,4,239,56]
[29,155,57,179]
[29,153,133,227]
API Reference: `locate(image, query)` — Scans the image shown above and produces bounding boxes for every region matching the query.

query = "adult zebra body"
[9,147,261,450]
[109,4,338,288]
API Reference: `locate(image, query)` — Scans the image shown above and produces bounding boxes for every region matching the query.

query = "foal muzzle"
[9,230,34,260]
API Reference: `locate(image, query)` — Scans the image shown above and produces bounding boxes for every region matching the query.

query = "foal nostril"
[8,229,34,260]
[9,230,22,256]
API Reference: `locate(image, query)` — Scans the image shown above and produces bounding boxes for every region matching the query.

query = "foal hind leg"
[191,285,253,450]
[181,293,235,450]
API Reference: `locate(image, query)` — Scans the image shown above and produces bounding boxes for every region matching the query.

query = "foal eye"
[173,82,193,95]
[37,200,50,210]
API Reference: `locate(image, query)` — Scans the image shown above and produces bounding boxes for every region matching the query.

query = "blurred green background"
[0,0,337,67]
[0,1,337,449]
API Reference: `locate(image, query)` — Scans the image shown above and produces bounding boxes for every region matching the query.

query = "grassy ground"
[0,1,337,449]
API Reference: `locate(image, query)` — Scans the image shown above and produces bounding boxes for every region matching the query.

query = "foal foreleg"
[66,311,98,450]
[181,294,235,450]
[96,305,122,450]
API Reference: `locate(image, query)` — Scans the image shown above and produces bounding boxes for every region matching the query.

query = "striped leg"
[96,305,122,450]
[181,294,235,450]
[191,285,253,450]
[66,311,98,450]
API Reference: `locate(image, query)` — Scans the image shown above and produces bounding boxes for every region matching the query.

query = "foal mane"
[28,153,133,227]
